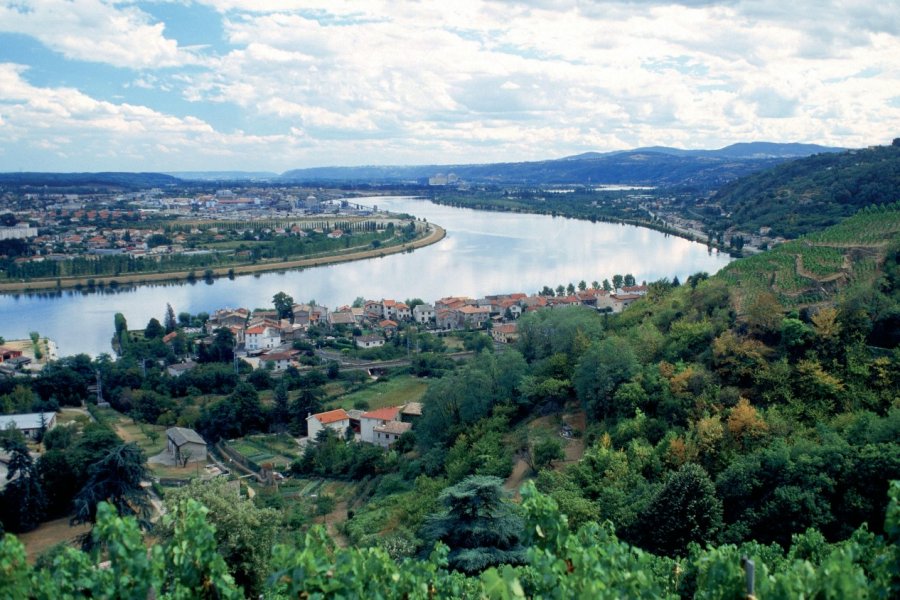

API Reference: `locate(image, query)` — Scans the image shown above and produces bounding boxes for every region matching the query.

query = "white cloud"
[0,0,197,68]
[1,1,899,169]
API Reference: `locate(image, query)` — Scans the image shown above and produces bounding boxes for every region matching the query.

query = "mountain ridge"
[280,142,845,186]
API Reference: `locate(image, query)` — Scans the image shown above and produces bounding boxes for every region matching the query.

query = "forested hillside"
[707,140,900,238]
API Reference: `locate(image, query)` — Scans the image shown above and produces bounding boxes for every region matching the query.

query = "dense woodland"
[1,158,900,596]
[705,140,900,238]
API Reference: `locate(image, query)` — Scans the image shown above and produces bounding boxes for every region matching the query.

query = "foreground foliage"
[2,481,897,599]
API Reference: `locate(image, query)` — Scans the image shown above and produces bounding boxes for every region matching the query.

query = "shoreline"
[428,198,754,257]
[0,224,446,294]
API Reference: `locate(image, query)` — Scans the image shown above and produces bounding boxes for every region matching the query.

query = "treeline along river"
[0,197,732,356]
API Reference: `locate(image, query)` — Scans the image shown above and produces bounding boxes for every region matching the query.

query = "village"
[0,280,649,457]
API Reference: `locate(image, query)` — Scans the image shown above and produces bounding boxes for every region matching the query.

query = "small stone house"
[166,427,207,465]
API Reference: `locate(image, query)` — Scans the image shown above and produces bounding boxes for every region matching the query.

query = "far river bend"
[0,196,732,357]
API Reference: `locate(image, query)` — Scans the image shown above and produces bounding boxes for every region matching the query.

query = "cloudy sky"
[0,1,897,172]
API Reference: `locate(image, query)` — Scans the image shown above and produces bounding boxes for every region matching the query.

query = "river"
[0,196,732,356]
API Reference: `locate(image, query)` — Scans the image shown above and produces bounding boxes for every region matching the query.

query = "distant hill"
[165,171,280,181]
[281,142,843,187]
[563,142,842,161]
[0,172,181,190]
[707,141,900,238]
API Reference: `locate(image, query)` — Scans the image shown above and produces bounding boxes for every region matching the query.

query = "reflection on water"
[0,197,731,356]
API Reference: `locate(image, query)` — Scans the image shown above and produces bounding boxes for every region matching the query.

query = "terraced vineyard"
[719,203,900,312]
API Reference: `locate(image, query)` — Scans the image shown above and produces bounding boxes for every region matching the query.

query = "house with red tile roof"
[457,304,492,328]
[491,322,519,344]
[245,325,281,352]
[307,408,350,441]
[379,319,399,335]
[360,406,403,444]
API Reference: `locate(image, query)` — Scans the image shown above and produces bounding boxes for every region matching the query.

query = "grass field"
[324,375,428,411]
[228,433,300,470]
[93,406,167,457]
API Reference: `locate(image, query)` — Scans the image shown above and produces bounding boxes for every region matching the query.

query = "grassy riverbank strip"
[0,224,445,294]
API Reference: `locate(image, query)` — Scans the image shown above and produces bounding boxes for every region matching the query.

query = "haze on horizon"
[0,0,897,173]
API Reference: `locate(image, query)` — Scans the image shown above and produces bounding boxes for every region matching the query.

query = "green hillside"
[719,202,900,313]
[708,140,900,238]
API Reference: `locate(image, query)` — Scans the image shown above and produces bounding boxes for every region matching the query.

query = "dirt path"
[316,501,350,548]
[793,253,846,283]
[504,456,531,498]
[560,411,587,464]
[19,516,91,563]
[0,224,445,293]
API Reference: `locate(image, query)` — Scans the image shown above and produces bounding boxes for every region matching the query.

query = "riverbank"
[0,224,446,294]
[428,197,755,257]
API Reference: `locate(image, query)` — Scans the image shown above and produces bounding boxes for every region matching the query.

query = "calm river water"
[0,197,731,356]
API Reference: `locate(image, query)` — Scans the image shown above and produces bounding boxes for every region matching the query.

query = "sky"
[0,1,897,173]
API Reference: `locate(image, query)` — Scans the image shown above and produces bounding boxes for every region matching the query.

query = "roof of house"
[379,319,398,328]
[330,311,356,325]
[167,361,196,373]
[494,323,518,334]
[309,408,350,425]
[261,352,294,362]
[245,325,267,334]
[400,402,423,416]
[374,421,412,436]
[0,412,56,431]
[162,331,178,343]
[361,406,402,421]
[166,426,205,447]
[356,334,384,343]
[458,305,491,314]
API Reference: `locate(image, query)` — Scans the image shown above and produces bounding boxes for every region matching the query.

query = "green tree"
[72,443,152,536]
[612,274,624,291]
[272,382,290,432]
[532,437,565,471]
[422,475,526,574]
[160,478,280,597]
[164,303,177,334]
[624,274,636,287]
[198,327,235,364]
[0,439,46,532]
[113,313,128,351]
[144,317,164,340]
[638,463,722,557]
[573,337,638,419]
[273,291,295,322]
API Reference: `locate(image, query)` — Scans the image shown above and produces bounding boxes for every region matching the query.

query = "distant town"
[0,185,436,288]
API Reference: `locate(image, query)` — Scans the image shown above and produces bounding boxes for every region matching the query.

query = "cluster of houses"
[306,402,422,449]
[171,284,650,375]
